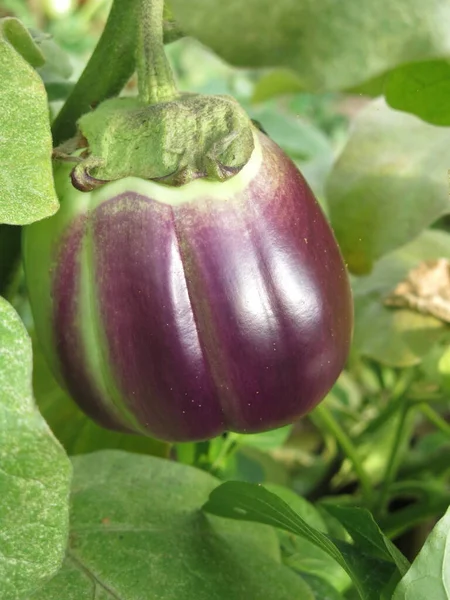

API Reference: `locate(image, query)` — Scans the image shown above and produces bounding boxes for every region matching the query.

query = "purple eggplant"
[23,127,353,442]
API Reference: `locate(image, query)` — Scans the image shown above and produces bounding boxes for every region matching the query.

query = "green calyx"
[63,0,255,190]
[68,93,255,190]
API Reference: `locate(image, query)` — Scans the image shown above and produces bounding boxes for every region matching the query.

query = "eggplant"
[23,127,353,442]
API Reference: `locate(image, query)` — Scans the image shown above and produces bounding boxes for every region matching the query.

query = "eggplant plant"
[1,0,450,599]
[23,0,352,442]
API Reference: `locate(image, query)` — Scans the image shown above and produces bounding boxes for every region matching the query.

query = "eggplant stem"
[138,0,179,104]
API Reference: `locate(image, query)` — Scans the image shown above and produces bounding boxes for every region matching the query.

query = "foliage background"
[1,1,450,599]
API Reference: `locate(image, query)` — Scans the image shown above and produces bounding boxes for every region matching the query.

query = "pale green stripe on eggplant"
[77,218,147,433]
[22,164,89,381]
[89,132,263,208]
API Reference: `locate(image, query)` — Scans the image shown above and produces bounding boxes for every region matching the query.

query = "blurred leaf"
[252,106,332,160]
[392,506,450,599]
[0,297,71,600]
[437,345,450,391]
[33,339,169,458]
[378,480,450,539]
[203,481,399,599]
[171,0,450,91]
[33,451,309,600]
[175,442,197,465]
[352,229,450,366]
[43,80,75,101]
[0,17,58,225]
[327,98,450,274]
[32,30,73,78]
[224,445,290,485]
[239,426,292,452]
[252,69,304,103]
[1,17,44,67]
[335,404,416,487]
[385,60,450,126]
[0,225,21,295]
[29,27,76,105]
[300,573,346,600]
[328,371,363,413]
[346,74,387,97]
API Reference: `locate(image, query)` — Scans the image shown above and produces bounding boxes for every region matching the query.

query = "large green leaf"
[385,60,450,126]
[31,451,309,599]
[352,229,450,366]
[170,0,450,91]
[0,18,59,225]
[203,481,399,600]
[0,297,71,600]
[327,99,450,274]
[392,505,450,599]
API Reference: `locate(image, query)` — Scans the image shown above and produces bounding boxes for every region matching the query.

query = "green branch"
[51,0,183,145]
[313,404,373,504]
[52,0,140,145]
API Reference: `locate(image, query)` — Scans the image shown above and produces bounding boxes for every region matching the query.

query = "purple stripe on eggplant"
[92,195,226,441]
[52,216,132,433]
[172,132,352,433]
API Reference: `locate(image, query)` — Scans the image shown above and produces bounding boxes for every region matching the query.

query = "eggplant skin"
[23,129,353,442]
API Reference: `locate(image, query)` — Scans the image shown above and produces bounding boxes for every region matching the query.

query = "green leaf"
[30,29,75,103]
[224,445,290,486]
[0,17,59,225]
[43,80,75,102]
[266,485,351,592]
[438,346,450,391]
[0,297,71,600]
[352,229,450,366]
[238,426,292,452]
[32,451,308,599]
[385,60,450,126]
[300,573,346,600]
[203,481,398,600]
[0,18,44,68]
[33,31,73,79]
[335,402,416,488]
[170,0,450,91]
[322,505,410,575]
[327,99,450,274]
[378,481,450,540]
[252,69,304,103]
[392,505,450,599]
[33,338,169,458]
[0,225,21,296]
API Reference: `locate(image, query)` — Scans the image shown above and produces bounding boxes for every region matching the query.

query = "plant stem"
[418,403,450,438]
[52,0,140,145]
[374,399,413,516]
[210,433,241,474]
[313,404,373,504]
[137,0,178,103]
